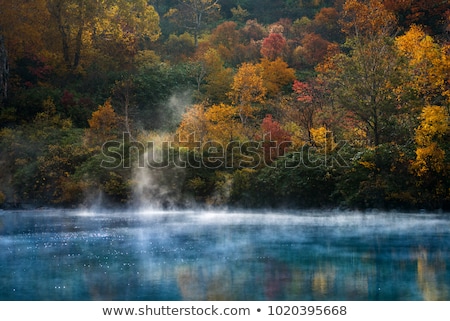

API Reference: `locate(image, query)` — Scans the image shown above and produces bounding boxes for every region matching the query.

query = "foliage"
[260,114,291,163]
[164,33,196,63]
[318,36,406,146]
[396,25,450,105]
[340,0,397,40]
[1,0,449,210]
[166,0,221,47]
[197,48,234,103]
[228,62,267,125]
[310,126,336,152]
[85,99,120,148]
[205,103,245,145]
[410,106,449,208]
[259,58,296,97]
[260,33,288,61]
[177,103,208,143]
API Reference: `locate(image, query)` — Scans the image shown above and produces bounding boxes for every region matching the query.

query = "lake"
[0,209,449,300]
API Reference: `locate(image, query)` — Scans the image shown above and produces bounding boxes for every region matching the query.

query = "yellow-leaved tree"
[176,104,208,145]
[310,127,337,153]
[47,0,160,71]
[199,48,234,103]
[204,103,245,146]
[99,0,160,54]
[228,62,266,126]
[258,57,296,97]
[411,105,450,208]
[412,106,449,176]
[396,25,450,105]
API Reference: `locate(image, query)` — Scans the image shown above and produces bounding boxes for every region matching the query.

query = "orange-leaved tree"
[86,99,121,148]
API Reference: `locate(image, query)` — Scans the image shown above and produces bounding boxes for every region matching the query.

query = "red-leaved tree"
[260,33,287,61]
[260,114,291,164]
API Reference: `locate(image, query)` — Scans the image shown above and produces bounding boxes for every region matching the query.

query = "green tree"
[195,48,234,103]
[319,0,405,146]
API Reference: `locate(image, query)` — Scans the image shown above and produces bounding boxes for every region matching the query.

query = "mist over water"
[0,209,449,300]
[132,166,186,209]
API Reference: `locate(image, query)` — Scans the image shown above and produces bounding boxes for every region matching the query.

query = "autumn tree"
[340,0,398,40]
[396,25,450,106]
[209,21,241,64]
[93,0,161,67]
[412,106,449,175]
[176,103,208,144]
[411,105,450,208]
[86,99,120,148]
[167,0,221,47]
[310,126,337,152]
[291,80,319,142]
[46,0,99,71]
[240,19,267,43]
[311,7,343,42]
[259,57,296,97]
[196,48,234,103]
[228,62,267,126]
[164,32,196,63]
[260,32,288,61]
[0,0,48,62]
[298,33,331,66]
[320,40,406,146]
[47,0,160,71]
[384,0,450,36]
[319,0,405,146]
[204,103,244,145]
[260,114,291,164]
[177,103,246,160]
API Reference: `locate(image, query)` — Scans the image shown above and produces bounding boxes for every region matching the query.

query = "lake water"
[0,209,449,300]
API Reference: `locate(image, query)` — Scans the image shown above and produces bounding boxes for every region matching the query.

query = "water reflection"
[0,210,449,300]
[416,247,448,300]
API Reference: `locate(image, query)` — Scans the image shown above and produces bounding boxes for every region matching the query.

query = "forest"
[0,0,449,210]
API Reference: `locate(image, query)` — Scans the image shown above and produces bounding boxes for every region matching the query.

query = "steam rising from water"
[131,91,194,209]
[132,160,188,209]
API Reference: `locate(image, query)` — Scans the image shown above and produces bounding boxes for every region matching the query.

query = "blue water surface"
[0,209,449,300]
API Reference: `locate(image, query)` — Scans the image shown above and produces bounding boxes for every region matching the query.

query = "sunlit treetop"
[340,0,397,39]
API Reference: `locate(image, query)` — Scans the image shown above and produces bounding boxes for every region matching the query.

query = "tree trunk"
[0,35,8,104]
[73,26,84,70]
[52,4,71,69]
